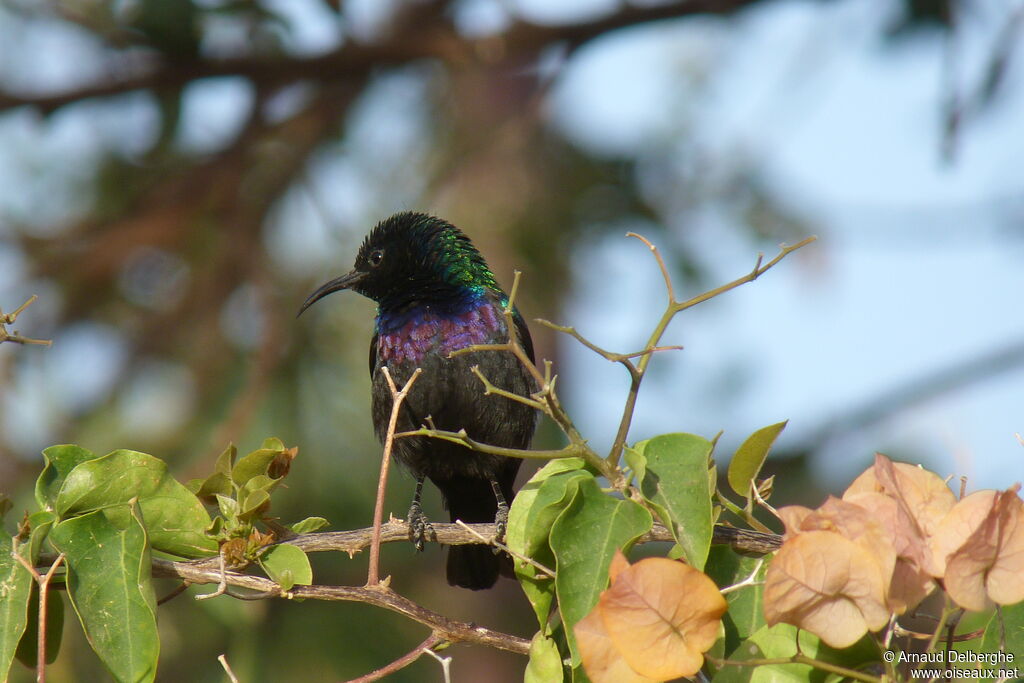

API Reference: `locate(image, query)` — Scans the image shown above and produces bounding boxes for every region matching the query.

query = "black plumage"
[300,212,537,589]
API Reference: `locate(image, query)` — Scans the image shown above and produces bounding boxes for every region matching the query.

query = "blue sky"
[550,0,1024,488]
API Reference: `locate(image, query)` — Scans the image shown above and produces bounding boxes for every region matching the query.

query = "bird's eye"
[369,249,384,267]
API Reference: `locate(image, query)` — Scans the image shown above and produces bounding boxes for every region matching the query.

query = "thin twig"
[347,634,444,683]
[446,271,613,480]
[157,582,190,606]
[892,623,984,642]
[12,545,65,683]
[626,232,676,303]
[469,365,545,410]
[218,654,239,683]
[454,520,555,579]
[605,235,816,468]
[195,553,228,600]
[368,367,422,586]
[396,427,587,461]
[719,558,764,595]
[423,647,453,683]
[0,296,52,346]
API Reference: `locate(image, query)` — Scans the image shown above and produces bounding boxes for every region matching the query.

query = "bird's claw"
[492,501,510,555]
[407,502,434,552]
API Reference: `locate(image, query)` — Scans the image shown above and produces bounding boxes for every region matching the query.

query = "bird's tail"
[437,476,514,590]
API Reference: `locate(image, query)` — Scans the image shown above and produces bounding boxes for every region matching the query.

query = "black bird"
[299,212,537,589]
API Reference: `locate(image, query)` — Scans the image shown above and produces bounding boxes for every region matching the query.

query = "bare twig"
[157,582,190,606]
[446,270,610,483]
[454,520,555,579]
[469,365,545,410]
[369,367,422,586]
[600,234,816,468]
[396,426,587,462]
[194,553,228,601]
[218,654,239,683]
[719,558,764,595]
[347,634,444,683]
[12,543,65,683]
[0,296,52,346]
[423,647,453,683]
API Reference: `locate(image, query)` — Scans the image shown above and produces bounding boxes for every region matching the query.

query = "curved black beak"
[297,270,365,317]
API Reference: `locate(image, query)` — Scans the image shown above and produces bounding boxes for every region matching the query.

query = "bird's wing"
[513,311,535,364]
[369,333,379,377]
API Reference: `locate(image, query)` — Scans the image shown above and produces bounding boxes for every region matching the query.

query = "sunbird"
[300,212,537,589]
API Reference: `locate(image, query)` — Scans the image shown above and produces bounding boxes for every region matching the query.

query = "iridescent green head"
[299,212,502,315]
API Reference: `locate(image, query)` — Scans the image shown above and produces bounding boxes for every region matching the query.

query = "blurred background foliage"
[0,0,1021,680]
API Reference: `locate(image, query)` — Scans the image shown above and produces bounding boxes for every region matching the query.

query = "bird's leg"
[490,479,509,552]
[407,475,433,552]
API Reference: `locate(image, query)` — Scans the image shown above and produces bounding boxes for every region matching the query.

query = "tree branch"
[149,557,531,655]
[275,520,780,556]
[0,0,766,116]
[34,520,777,663]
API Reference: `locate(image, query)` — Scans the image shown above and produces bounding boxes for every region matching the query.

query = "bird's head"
[298,212,499,315]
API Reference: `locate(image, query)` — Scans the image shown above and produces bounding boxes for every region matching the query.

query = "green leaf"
[188,444,237,499]
[550,477,652,666]
[140,477,218,558]
[216,494,239,524]
[232,443,284,488]
[290,517,329,534]
[240,490,270,518]
[631,433,714,569]
[507,459,590,628]
[35,444,98,510]
[705,545,767,656]
[55,449,165,516]
[15,588,64,667]
[509,459,589,560]
[189,472,232,502]
[55,449,216,558]
[525,631,564,683]
[980,602,1024,667]
[214,442,237,477]
[727,420,787,498]
[0,537,33,682]
[27,511,57,563]
[260,436,285,451]
[259,544,312,591]
[50,505,159,683]
[712,623,879,683]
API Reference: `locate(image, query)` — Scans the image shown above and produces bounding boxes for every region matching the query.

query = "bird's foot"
[492,500,510,554]
[407,502,434,552]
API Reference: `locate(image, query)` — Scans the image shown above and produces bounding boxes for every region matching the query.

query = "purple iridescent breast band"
[377,301,505,365]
